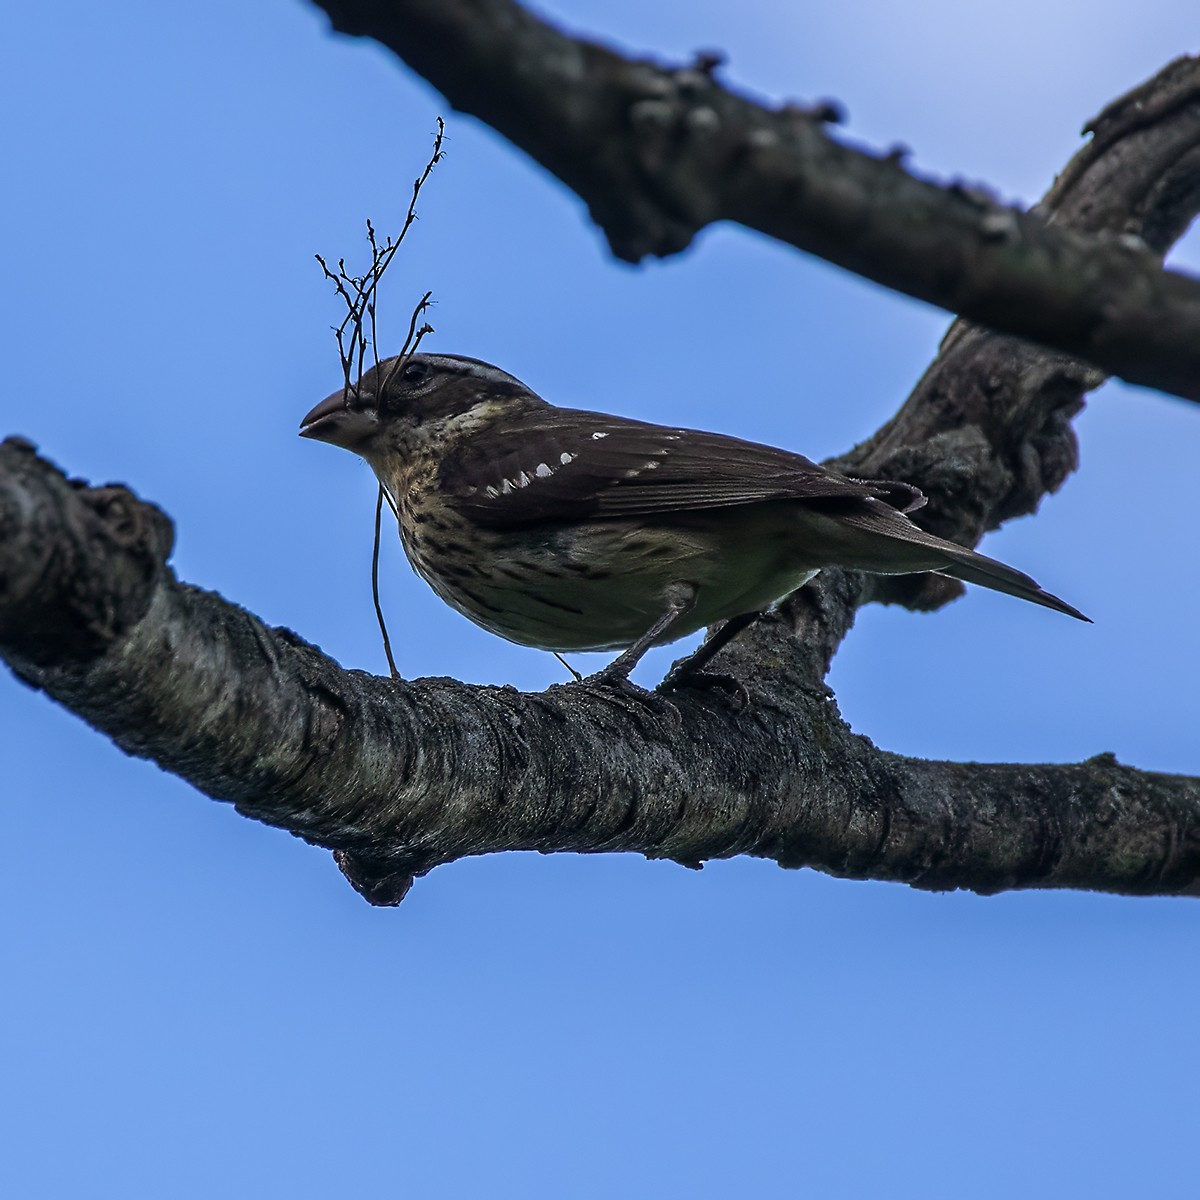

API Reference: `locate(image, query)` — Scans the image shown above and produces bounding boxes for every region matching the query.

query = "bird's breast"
[383,480,835,653]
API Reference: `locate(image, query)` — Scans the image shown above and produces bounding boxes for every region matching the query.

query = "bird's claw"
[661,668,750,711]
[580,669,679,717]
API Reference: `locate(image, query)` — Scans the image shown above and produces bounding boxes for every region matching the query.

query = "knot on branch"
[333,849,417,906]
[0,438,174,668]
[606,56,847,260]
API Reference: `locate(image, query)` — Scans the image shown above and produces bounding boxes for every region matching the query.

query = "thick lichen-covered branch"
[3,439,1198,904]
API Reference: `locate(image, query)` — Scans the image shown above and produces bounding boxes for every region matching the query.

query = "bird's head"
[300,353,546,464]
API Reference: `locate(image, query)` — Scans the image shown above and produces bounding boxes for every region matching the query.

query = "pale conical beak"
[299,387,378,450]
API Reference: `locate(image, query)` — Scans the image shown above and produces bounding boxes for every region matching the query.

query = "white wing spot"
[559,451,576,464]
[485,485,500,498]
[643,460,661,469]
[591,431,608,440]
[516,471,532,487]
[500,479,514,495]
[535,462,553,478]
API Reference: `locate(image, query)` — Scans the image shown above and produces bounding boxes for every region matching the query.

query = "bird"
[300,352,1087,691]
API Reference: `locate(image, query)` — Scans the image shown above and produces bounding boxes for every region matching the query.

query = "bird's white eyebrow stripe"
[414,354,527,389]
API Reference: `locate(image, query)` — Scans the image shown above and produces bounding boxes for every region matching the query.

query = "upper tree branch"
[311,0,1200,403]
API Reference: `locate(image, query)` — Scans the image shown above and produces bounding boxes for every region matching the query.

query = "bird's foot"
[579,667,679,717]
[661,666,750,711]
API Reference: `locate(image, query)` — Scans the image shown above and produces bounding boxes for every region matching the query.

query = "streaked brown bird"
[301,353,1087,690]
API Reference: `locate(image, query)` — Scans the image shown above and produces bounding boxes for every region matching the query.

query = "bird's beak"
[299,387,379,450]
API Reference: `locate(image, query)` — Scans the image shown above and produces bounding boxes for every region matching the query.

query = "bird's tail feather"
[814,500,1090,622]
[937,547,1090,622]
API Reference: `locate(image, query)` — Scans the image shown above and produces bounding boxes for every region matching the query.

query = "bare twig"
[372,485,401,679]
[313,119,445,677]
[378,290,435,394]
[314,117,445,399]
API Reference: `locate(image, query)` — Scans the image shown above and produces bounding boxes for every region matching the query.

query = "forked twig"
[315,116,445,401]
[314,118,446,678]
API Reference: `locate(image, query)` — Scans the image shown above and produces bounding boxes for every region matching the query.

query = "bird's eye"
[402,361,431,384]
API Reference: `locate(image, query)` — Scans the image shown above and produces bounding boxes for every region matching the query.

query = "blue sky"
[2,2,1198,1195]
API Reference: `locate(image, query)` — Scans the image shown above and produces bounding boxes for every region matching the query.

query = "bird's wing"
[440,409,925,528]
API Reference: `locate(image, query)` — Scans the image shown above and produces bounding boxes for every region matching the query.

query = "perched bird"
[300,353,1086,689]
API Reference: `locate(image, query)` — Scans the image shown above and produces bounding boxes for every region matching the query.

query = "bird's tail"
[802,498,1090,622]
[936,546,1090,622]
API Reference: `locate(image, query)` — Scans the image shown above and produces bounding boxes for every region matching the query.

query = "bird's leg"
[661,610,763,707]
[584,583,698,691]
[672,611,761,676]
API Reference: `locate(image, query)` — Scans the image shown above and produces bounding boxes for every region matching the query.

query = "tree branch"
[311,0,1200,403]
[3,438,1198,904]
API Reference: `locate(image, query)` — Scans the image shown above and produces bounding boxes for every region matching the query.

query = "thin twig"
[314,117,446,399]
[379,292,435,393]
[554,652,583,682]
[313,118,446,680]
[373,484,401,679]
